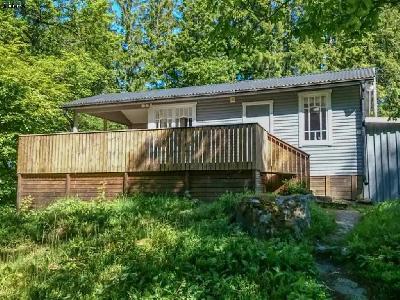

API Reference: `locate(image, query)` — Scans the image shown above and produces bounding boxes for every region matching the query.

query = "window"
[298,90,332,146]
[242,100,273,132]
[149,103,196,129]
[245,104,270,118]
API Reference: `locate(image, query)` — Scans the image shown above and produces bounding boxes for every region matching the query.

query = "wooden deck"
[17,123,309,206]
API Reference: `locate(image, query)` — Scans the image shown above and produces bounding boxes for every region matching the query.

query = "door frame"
[242,100,274,133]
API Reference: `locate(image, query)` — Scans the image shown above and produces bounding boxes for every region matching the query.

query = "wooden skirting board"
[310,175,363,200]
[17,170,262,208]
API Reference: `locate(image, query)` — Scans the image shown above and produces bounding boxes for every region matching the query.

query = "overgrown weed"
[0,193,330,299]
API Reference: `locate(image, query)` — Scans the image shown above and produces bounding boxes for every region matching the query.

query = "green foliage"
[307,202,336,241]
[0,1,120,204]
[300,0,398,34]
[346,201,400,298]
[0,193,329,299]
[279,179,309,196]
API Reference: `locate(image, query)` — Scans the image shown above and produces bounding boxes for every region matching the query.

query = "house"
[17,67,380,207]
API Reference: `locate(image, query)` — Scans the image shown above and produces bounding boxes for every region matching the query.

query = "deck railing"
[17,123,309,181]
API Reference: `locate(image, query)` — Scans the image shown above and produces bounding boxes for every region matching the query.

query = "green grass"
[0,193,331,299]
[307,202,336,242]
[346,200,400,298]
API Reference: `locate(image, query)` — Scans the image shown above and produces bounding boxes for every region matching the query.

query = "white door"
[242,101,273,132]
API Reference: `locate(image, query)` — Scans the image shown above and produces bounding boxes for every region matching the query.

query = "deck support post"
[16,173,22,210]
[306,157,310,189]
[253,170,263,194]
[351,175,358,200]
[72,112,79,133]
[123,172,129,195]
[184,170,190,198]
[65,174,71,197]
[325,176,331,198]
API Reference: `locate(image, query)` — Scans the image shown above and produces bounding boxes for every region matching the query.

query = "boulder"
[234,194,313,238]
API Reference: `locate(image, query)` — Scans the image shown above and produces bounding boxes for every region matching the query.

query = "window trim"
[242,100,274,133]
[298,89,332,147]
[148,102,197,129]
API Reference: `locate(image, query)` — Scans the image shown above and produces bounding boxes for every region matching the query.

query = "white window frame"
[148,102,197,129]
[298,89,332,147]
[242,100,274,133]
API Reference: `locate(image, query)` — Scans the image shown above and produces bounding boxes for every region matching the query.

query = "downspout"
[373,73,378,117]
[361,81,369,200]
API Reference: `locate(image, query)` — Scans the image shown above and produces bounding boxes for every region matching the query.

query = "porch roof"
[63,67,375,109]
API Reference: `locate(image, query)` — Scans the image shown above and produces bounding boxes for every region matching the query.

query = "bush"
[0,193,329,299]
[346,201,400,298]
[306,202,336,241]
[279,179,309,196]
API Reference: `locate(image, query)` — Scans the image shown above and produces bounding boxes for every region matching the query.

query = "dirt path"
[315,209,368,300]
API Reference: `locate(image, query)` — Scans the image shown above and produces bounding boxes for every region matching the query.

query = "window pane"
[246,104,270,118]
[304,108,309,132]
[322,131,326,140]
[314,96,320,108]
[304,98,309,109]
[321,107,326,130]
[310,108,320,131]
[321,96,326,107]
[305,132,309,140]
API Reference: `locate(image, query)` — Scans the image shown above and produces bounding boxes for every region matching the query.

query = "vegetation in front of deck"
[345,201,400,298]
[0,193,333,299]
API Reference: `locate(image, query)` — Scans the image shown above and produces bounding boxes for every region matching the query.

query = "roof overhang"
[63,67,376,111]
[70,80,366,114]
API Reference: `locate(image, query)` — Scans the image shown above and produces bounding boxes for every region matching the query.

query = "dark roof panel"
[63,67,375,108]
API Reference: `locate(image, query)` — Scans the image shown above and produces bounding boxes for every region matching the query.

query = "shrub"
[346,201,400,298]
[0,193,330,299]
[279,179,309,196]
[306,202,336,240]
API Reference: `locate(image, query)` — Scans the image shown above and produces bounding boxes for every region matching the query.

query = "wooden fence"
[18,123,309,178]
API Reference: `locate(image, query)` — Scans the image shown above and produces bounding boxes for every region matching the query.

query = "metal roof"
[63,67,375,109]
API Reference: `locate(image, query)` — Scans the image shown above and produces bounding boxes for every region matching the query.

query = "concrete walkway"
[315,209,368,300]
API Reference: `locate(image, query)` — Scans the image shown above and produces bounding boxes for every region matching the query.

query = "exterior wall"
[364,122,400,202]
[196,84,363,177]
[128,123,148,129]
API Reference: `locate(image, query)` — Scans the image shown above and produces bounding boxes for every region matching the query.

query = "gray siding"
[364,123,400,202]
[196,85,363,176]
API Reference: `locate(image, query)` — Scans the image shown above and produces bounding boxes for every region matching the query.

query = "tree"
[0,1,120,204]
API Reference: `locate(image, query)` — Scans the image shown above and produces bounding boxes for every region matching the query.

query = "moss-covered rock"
[234,194,313,238]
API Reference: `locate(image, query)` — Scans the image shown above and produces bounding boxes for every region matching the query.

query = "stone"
[315,243,339,255]
[332,278,368,300]
[259,213,272,224]
[234,194,314,238]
